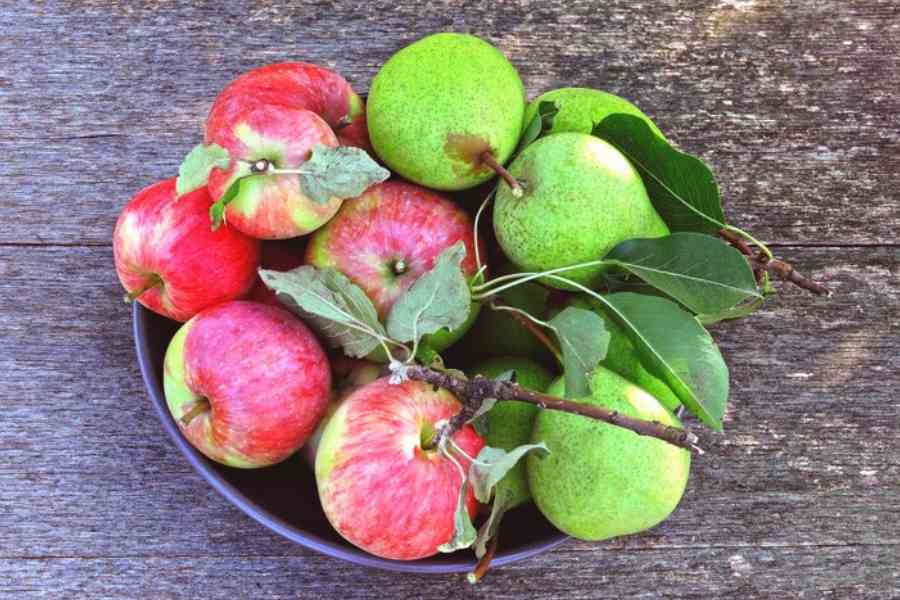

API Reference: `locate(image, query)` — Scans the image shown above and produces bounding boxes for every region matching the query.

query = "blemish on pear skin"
[444,134,493,176]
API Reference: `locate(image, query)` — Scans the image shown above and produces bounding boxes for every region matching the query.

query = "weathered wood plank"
[1,0,898,244]
[1,245,897,591]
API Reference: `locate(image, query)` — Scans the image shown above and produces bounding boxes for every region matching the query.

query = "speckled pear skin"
[523,87,666,139]
[468,357,554,509]
[528,369,690,541]
[567,295,681,411]
[367,33,526,191]
[493,132,670,290]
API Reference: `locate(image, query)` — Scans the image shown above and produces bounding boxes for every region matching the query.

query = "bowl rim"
[133,302,569,573]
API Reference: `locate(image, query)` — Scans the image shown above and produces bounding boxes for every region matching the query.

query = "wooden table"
[3,1,898,597]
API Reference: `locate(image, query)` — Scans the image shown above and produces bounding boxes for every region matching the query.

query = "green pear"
[493,132,669,289]
[528,369,690,541]
[568,295,681,411]
[524,87,665,139]
[461,262,553,363]
[367,33,526,191]
[468,356,553,509]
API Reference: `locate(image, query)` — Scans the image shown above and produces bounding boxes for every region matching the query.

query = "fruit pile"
[115,33,786,574]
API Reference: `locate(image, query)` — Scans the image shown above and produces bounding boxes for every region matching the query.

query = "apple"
[305,180,484,355]
[163,301,331,468]
[300,358,382,467]
[113,179,260,322]
[316,377,484,560]
[248,240,306,307]
[206,62,369,152]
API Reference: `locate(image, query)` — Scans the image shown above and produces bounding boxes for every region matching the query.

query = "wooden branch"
[403,366,701,453]
[467,533,498,584]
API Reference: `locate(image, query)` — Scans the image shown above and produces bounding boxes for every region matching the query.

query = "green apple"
[367,33,526,190]
[528,370,690,541]
[493,132,669,289]
[468,357,554,509]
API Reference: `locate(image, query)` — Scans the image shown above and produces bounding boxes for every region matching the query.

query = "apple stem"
[480,152,524,198]
[180,398,210,426]
[718,229,832,296]
[467,533,499,584]
[123,274,162,303]
[407,366,702,453]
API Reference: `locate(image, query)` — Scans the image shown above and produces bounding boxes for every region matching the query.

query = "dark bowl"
[133,302,568,573]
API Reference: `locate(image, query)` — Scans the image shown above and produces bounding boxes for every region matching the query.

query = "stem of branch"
[490,301,563,367]
[406,367,701,453]
[718,229,832,296]
[480,152,523,198]
[467,533,498,584]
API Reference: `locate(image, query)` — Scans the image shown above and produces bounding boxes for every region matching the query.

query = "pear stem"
[180,398,210,426]
[480,152,523,198]
[123,274,162,303]
[407,366,701,453]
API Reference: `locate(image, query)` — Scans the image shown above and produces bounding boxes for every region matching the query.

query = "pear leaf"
[548,307,610,399]
[604,233,761,315]
[469,443,549,504]
[467,370,513,436]
[176,143,231,197]
[385,241,471,344]
[259,266,388,358]
[598,292,729,430]
[297,144,390,204]
[698,296,767,325]
[592,114,725,233]
[516,100,559,154]
[438,480,476,553]
[473,487,514,560]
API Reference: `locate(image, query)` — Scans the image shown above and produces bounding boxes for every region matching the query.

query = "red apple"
[316,377,484,560]
[163,301,331,468]
[206,62,369,152]
[206,103,344,240]
[113,179,260,322]
[248,240,307,306]
[305,180,484,354]
[300,358,383,467]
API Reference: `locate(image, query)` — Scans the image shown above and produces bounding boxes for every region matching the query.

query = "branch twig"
[718,229,832,296]
[467,533,498,584]
[404,366,701,453]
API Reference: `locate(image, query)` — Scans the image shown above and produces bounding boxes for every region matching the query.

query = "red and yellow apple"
[113,179,260,322]
[316,377,484,560]
[205,63,370,240]
[163,301,331,468]
[305,180,484,355]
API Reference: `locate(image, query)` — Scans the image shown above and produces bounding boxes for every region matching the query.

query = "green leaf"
[176,144,231,197]
[297,144,390,204]
[548,307,610,399]
[516,100,559,154]
[385,241,472,344]
[592,114,725,233]
[467,370,513,437]
[599,292,729,430]
[604,233,761,315]
[469,443,549,504]
[437,480,477,553]
[473,487,513,560]
[259,266,388,358]
[698,296,767,325]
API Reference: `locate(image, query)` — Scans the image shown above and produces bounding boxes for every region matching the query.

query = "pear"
[524,87,665,139]
[493,132,669,289]
[568,296,681,411]
[461,262,554,363]
[367,33,526,191]
[528,369,690,541]
[468,357,553,509]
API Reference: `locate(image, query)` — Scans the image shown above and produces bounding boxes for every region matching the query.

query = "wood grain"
[1,1,898,245]
[2,0,899,597]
